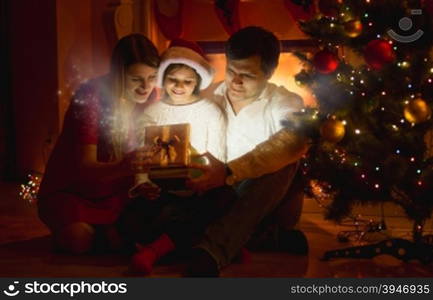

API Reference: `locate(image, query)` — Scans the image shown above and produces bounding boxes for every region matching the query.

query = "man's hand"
[134,182,161,201]
[187,152,227,193]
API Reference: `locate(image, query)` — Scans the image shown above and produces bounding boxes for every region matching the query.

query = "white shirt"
[141,98,226,162]
[209,82,304,161]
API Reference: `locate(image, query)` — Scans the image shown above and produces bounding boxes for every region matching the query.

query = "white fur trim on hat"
[157,46,215,90]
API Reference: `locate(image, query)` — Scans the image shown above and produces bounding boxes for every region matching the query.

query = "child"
[143,39,225,162]
[130,39,229,274]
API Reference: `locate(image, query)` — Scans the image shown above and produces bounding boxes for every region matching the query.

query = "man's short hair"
[225,26,280,76]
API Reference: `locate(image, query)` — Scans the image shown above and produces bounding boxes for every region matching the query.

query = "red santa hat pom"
[157,39,215,90]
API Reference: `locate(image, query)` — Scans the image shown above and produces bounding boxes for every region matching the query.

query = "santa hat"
[157,39,214,90]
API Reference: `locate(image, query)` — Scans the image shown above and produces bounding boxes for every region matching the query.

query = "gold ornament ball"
[404,98,432,124]
[344,20,363,38]
[320,119,345,143]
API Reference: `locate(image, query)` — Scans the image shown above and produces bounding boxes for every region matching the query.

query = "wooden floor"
[0,181,432,277]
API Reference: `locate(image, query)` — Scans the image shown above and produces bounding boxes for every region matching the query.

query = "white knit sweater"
[129,98,226,197]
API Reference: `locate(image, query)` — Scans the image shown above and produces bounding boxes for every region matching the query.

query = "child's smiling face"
[163,65,199,104]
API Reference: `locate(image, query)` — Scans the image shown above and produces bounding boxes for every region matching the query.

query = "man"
[186,26,310,276]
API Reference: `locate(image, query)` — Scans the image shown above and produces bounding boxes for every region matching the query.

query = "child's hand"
[135,182,161,201]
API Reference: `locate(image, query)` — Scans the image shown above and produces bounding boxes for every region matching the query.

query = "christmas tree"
[288,0,433,239]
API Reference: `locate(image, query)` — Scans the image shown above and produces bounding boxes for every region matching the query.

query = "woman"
[37,34,160,254]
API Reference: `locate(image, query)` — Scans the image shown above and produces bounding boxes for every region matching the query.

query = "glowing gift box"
[144,123,191,168]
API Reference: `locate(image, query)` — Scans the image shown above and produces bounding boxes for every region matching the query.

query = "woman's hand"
[122,145,159,174]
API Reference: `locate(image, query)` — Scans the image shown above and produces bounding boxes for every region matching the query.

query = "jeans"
[196,162,300,269]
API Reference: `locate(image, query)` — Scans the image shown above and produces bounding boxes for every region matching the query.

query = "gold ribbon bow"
[153,134,180,166]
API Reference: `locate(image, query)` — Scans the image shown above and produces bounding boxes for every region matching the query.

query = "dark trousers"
[196,163,301,269]
[116,186,237,252]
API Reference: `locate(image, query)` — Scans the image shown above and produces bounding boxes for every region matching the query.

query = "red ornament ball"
[364,39,396,70]
[313,50,339,74]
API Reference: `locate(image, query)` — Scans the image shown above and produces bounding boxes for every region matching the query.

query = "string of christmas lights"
[19,172,42,203]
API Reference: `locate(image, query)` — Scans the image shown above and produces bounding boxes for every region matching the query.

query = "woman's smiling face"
[124,63,157,104]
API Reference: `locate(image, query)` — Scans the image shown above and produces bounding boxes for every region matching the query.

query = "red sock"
[131,234,175,274]
[233,247,252,264]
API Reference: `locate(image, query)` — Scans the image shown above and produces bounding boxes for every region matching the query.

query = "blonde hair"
[107,34,160,160]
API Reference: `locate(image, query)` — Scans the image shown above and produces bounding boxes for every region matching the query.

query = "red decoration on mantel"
[422,0,433,15]
[284,0,316,22]
[214,0,241,35]
[153,0,183,40]
[318,0,342,18]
